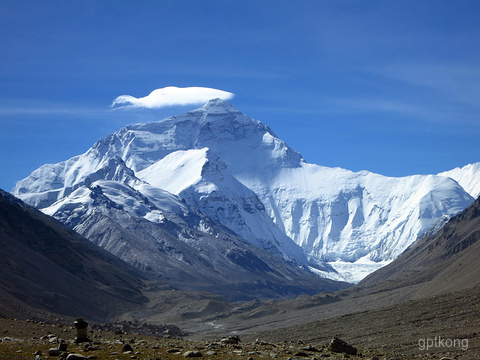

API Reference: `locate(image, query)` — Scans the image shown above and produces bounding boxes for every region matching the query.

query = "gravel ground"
[247,286,480,360]
[0,315,444,360]
[1,287,478,360]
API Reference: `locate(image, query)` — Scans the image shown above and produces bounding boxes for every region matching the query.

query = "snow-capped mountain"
[13,160,344,300]
[137,147,307,265]
[13,99,475,283]
[438,162,480,199]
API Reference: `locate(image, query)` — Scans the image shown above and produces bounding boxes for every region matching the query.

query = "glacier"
[12,98,476,282]
[22,158,343,301]
[438,162,480,199]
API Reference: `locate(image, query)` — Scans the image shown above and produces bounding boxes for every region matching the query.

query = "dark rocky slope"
[358,195,480,297]
[0,189,147,321]
[0,188,348,325]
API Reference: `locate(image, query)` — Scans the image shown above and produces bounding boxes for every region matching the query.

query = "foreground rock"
[183,350,202,357]
[66,354,87,360]
[328,337,358,355]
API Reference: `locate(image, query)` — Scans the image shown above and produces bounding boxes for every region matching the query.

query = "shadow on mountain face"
[0,189,147,321]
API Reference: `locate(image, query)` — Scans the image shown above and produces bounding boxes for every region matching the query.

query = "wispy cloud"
[0,99,107,118]
[310,60,480,127]
[321,92,480,129]
[373,63,480,107]
[324,96,433,118]
[111,86,235,110]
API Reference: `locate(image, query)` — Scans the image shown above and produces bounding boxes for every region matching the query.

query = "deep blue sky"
[1,1,480,191]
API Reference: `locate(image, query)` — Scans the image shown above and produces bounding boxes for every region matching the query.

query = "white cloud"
[111,86,235,109]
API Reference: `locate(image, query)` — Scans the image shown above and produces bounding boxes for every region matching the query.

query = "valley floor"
[246,285,480,359]
[1,286,478,359]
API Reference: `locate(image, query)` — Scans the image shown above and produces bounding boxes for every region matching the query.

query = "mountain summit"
[13,100,475,282]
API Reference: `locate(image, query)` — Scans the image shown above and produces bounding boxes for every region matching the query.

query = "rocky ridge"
[0,189,147,321]
[1,187,347,304]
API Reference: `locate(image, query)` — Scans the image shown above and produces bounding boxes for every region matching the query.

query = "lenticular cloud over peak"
[111,86,234,109]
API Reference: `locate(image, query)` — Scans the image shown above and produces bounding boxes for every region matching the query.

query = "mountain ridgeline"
[12,99,478,286]
[359,194,480,297]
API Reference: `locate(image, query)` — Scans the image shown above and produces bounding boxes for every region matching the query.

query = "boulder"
[121,344,134,352]
[48,348,61,356]
[183,351,202,357]
[220,335,241,344]
[328,337,357,355]
[66,354,87,360]
[293,351,309,357]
